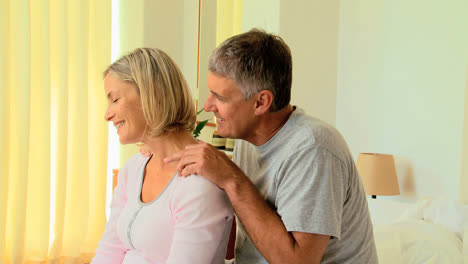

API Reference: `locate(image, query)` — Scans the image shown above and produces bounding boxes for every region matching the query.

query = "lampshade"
[356,153,400,196]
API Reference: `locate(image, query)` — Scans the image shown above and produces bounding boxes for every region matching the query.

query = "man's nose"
[204,94,216,112]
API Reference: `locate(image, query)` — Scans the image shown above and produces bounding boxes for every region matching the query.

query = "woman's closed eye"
[113,98,119,103]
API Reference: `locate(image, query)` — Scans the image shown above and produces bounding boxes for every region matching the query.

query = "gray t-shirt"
[233,107,378,263]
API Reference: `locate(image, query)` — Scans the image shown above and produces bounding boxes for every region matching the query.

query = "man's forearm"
[225,174,303,263]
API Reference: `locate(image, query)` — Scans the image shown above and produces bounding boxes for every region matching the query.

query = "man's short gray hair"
[208,28,292,112]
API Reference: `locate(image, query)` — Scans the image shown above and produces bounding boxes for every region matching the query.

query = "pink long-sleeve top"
[91,154,233,264]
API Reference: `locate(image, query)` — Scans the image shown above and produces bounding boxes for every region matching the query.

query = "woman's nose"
[104,108,114,121]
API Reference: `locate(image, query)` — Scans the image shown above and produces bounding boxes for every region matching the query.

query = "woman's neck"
[143,130,197,164]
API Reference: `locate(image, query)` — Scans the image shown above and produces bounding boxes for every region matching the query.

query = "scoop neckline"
[137,155,177,206]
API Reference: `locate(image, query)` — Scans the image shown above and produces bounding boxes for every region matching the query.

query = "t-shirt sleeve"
[91,158,133,263]
[275,146,347,239]
[166,175,233,264]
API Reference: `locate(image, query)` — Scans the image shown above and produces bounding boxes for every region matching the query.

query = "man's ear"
[254,90,273,115]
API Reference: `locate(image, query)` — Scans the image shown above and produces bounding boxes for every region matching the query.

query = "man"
[165,29,377,263]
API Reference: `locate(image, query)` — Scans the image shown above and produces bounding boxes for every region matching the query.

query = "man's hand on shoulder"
[164,141,243,190]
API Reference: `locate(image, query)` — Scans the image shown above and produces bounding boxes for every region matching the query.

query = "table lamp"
[356,153,400,199]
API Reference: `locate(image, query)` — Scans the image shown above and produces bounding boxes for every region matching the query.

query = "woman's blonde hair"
[104,48,196,137]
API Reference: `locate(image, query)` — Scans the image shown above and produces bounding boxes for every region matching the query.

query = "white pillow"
[394,196,436,222]
[367,198,412,226]
[374,220,463,264]
[423,197,466,239]
[373,224,402,264]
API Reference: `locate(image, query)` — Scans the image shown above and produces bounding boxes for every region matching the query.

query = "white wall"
[241,0,280,33]
[197,0,217,124]
[143,0,198,97]
[115,1,468,203]
[117,1,199,166]
[337,0,468,201]
[280,0,340,125]
[242,0,468,202]
[117,0,144,166]
[460,65,468,203]
[240,0,340,125]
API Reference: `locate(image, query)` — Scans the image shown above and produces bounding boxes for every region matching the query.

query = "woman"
[92,48,233,264]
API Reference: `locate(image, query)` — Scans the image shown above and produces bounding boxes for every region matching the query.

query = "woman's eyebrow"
[107,91,115,99]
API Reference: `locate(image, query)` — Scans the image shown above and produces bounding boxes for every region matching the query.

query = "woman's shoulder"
[173,174,221,195]
[125,153,150,166]
[117,153,150,183]
[120,153,149,172]
[170,174,233,216]
[171,174,231,208]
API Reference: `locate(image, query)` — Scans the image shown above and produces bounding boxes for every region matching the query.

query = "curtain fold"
[83,0,112,258]
[216,0,242,46]
[25,0,51,262]
[0,0,10,262]
[5,1,31,264]
[48,0,68,261]
[0,0,111,263]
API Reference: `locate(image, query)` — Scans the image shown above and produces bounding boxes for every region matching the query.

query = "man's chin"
[216,129,228,138]
[218,132,234,139]
[217,125,236,138]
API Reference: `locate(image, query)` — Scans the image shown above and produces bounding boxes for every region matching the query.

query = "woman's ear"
[254,90,273,115]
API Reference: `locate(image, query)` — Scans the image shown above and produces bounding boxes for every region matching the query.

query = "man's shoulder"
[283,109,348,156]
[234,107,352,165]
[289,108,339,140]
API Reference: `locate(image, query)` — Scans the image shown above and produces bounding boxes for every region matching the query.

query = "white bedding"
[374,220,463,264]
[369,197,468,264]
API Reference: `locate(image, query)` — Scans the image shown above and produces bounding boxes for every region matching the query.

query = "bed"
[368,197,468,263]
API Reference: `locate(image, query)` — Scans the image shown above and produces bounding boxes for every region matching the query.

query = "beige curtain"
[0,0,111,263]
[216,0,242,46]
